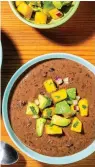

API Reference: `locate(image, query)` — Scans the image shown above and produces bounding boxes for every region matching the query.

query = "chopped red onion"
[74,105,79,111]
[63,77,69,84]
[76,96,80,101]
[32,115,39,119]
[55,77,63,85]
[73,100,78,105]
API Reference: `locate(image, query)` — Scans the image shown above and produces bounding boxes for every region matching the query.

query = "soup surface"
[9,59,95,156]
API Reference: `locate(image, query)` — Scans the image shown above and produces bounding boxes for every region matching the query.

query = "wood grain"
[1,1,95,167]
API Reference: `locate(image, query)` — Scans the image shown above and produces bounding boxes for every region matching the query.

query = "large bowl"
[2,53,95,164]
[9,1,80,29]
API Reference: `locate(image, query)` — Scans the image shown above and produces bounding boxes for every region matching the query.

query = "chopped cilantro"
[55,96,60,99]
[73,121,79,128]
[82,105,87,109]
[30,106,37,115]
[47,109,52,117]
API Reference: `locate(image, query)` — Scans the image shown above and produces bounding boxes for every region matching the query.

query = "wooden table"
[1,1,95,167]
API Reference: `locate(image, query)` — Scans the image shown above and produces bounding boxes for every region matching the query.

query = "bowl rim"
[2,53,95,165]
[9,1,80,29]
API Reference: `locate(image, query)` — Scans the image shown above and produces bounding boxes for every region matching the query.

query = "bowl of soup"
[9,1,80,29]
[2,53,95,164]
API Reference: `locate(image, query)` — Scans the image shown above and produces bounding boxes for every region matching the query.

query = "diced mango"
[17,2,33,19]
[44,79,57,93]
[15,1,24,7]
[51,89,67,103]
[49,8,62,20]
[78,98,88,116]
[71,117,82,133]
[45,124,62,135]
[35,12,47,24]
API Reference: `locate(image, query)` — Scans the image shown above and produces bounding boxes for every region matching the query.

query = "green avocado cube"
[53,1,63,9]
[55,100,71,115]
[51,115,71,127]
[38,94,52,110]
[67,88,76,100]
[36,118,46,137]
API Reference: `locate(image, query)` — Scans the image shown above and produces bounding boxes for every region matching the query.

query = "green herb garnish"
[55,96,60,99]
[73,121,79,128]
[82,105,87,109]
[30,106,37,115]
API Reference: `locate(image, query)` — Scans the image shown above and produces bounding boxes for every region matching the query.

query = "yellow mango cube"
[15,1,24,7]
[44,79,56,93]
[71,117,82,133]
[17,2,33,19]
[51,89,67,103]
[35,12,47,24]
[49,8,62,20]
[78,98,88,116]
[45,124,62,135]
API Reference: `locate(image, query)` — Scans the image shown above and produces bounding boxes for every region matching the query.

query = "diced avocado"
[43,1,54,11]
[42,108,52,119]
[55,100,71,115]
[49,8,63,20]
[38,94,52,110]
[17,2,33,19]
[36,118,46,137]
[51,115,71,127]
[51,89,67,103]
[78,98,88,116]
[45,124,62,135]
[53,1,63,9]
[67,88,76,100]
[42,107,55,119]
[67,100,73,105]
[44,79,57,93]
[71,117,82,133]
[26,102,39,115]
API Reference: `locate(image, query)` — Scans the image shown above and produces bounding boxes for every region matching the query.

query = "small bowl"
[9,1,80,29]
[2,53,95,164]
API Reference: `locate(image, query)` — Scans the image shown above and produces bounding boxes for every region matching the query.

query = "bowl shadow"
[37,2,95,46]
[1,31,22,99]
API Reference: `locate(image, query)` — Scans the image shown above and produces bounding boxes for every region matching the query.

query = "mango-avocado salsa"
[15,1,73,24]
[25,78,89,137]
